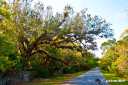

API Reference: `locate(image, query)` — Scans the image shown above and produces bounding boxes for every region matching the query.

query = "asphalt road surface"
[61,67,110,85]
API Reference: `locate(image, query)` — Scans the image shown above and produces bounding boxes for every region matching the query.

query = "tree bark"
[22,60,27,71]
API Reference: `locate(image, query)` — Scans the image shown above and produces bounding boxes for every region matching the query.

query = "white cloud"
[115,12,127,19]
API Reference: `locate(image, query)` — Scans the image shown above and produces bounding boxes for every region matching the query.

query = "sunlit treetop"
[0,0,114,71]
[0,0,11,20]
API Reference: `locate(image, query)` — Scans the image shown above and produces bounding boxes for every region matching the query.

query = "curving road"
[61,67,109,85]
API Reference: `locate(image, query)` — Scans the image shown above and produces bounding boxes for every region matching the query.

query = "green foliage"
[0,0,113,75]
[109,55,128,77]
[30,58,50,78]
[0,54,24,73]
[0,36,14,56]
[35,69,50,78]
[0,36,17,73]
[0,0,11,20]
[32,62,50,78]
[63,66,75,74]
[101,69,128,85]
[0,56,9,73]
[0,36,24,73]
[100,38,116,55]
[99,29,128,78]
[10,56,25,72]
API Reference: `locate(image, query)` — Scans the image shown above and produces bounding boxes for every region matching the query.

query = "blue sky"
[36,0,128,58]
[7,0,128,58]
[38,0,128,39]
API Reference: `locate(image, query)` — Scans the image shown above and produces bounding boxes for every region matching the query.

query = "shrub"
[35,69,50,78]
[63,66,75,74]
[31,60,50,78]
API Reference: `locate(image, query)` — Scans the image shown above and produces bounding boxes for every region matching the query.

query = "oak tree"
[1,0,114,71]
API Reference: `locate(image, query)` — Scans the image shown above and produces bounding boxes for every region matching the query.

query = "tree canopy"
[99,28,128,78]
[0,0,113,73]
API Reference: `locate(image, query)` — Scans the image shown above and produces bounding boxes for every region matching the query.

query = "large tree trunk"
[22,60,27,71]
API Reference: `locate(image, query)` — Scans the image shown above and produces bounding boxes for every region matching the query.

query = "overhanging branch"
[29,50,69,66]
[29,33,46,53]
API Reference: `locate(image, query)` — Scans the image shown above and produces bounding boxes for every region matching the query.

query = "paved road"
[61,67,109,85]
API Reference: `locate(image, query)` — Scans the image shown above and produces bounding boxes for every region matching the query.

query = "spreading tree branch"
[29,50,69,66]
[29,33,46,53]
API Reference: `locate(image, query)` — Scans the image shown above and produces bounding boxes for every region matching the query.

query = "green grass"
[100,69,128,85]
[14,69,91,85]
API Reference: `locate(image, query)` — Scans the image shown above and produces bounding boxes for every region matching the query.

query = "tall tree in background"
[1,0,114,71]
[100,38,116,55]
[0,0,11,20]
[99,28,128,77]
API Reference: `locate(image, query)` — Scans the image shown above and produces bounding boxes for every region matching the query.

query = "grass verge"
[100,69,128,85]
[14,69,91,85]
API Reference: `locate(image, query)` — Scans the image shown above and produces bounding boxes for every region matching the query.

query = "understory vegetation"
[101,69,128,85]
[14,70,91,85]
